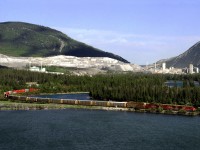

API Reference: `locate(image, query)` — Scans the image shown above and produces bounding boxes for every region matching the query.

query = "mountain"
[158,41,200,68]
[0,21,129,63]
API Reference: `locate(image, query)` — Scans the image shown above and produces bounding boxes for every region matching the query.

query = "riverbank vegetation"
[1,68,200,107]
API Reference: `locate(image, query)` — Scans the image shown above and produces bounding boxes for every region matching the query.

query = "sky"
[1,0,200,65]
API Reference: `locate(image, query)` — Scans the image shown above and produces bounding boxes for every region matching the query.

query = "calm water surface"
[32,93,90,100]
[0,109,199,150]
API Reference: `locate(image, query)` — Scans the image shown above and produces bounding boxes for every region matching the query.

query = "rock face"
[0,54,142,75]
[0,21,129,63]
[159,41,200,68]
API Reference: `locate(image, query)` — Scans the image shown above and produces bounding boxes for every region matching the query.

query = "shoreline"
[0,100,199,116]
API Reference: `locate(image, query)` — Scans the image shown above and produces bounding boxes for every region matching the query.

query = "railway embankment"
[2,94,199,116]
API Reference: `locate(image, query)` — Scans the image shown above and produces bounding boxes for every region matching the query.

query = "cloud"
[54,27,200,65]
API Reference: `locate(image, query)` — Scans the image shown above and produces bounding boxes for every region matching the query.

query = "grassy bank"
[0,99,102,110]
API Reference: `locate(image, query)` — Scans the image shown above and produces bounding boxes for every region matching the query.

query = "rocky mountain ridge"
[158,41,200,68]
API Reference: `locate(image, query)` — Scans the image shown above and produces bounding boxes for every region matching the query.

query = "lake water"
[165,80,200,88]
[165,80,183,88]
[32,93,91,100]
[0,109,199,150]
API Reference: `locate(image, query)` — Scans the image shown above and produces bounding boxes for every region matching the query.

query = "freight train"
[6,95,196,112]
[4,89,196,112]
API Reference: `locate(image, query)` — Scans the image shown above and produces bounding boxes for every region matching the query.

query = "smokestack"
[162,63,166,71]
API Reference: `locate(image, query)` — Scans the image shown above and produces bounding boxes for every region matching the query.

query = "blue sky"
[1,0,200,64]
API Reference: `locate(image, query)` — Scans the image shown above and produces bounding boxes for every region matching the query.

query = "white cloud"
[54,27,200,65]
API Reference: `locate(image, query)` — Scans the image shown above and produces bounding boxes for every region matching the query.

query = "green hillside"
[0,21,129,63]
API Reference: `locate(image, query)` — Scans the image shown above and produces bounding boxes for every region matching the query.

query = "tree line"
[1,68,200,107]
